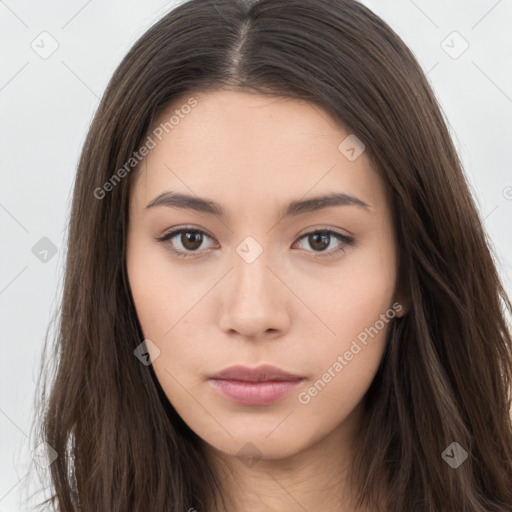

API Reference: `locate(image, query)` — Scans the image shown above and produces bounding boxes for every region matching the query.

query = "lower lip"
[209,378,304,405]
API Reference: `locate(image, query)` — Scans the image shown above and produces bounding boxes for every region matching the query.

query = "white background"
[1,0,511,510]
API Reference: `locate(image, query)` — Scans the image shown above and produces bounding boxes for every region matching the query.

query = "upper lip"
[210,364,304,382]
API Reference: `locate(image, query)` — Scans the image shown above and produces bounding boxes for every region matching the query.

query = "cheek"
[297,233,396,400]
[127,235,198,339]
[126,236,210,395]
[127,251,169,340]
[303,231,397,342]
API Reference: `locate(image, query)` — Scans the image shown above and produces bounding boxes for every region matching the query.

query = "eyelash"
[156,226,355,260]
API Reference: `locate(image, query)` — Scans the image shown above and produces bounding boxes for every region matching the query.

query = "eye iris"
[181,231,203,251]
[309,232,329,251]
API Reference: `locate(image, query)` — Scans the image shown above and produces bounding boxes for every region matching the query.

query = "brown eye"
[294,229,355,258]
[156,227,216,258]
[156,227,355,260]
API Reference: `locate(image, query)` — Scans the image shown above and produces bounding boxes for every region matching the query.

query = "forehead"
[130,90,387,218]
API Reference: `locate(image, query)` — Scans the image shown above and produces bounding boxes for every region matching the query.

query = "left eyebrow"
[145,191,371,219]
[279,192,371,217]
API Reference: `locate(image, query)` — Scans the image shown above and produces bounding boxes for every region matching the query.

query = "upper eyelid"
[159,225,350,240]
[158,226,211,241]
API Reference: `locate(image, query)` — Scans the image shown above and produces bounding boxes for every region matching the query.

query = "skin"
[126,90,407,512]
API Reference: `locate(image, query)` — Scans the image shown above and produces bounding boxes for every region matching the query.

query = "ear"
[392,289,410,318]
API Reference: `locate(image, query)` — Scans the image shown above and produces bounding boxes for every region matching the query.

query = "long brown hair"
[30,0,512,510]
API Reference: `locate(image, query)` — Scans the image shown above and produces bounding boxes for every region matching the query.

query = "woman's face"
[126,90,404,461]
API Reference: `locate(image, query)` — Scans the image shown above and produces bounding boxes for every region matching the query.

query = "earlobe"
[392,292,409,318]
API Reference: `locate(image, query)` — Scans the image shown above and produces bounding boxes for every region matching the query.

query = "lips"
[209,364,304,382]
[208,364,305,405]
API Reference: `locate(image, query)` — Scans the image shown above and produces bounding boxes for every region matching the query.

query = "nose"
[217,248,291,340]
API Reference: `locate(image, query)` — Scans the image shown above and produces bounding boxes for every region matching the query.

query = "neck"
[201,402,378,512]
